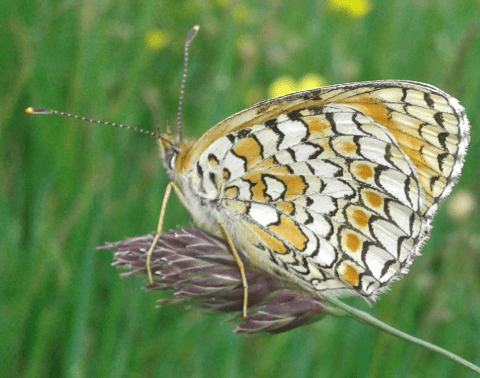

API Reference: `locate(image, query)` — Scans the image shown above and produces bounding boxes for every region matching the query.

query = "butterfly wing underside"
[177,80,469,301]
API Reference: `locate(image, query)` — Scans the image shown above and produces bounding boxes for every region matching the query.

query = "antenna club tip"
[25,107,52,114]
[186,25,200,43]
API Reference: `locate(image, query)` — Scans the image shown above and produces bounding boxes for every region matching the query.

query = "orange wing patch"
[276,201,295,214]
[342,141,357,153]
[345,233,361,252]
[352,209,369,228]
[340,228,366,254]
[355,163,374,181]
[304,117,331,137]
[247,222,288,254]
[232,136,263,170]
[268,214,308,251]
[277,175,307,199]
[224,186,239,199]
[342,264,360,286]
[365,190,383,208]
[242,172,269,202]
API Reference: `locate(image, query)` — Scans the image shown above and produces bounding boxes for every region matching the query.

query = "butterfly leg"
[218,220,248,318]
[146,181,192,283]
[146,182,248,317]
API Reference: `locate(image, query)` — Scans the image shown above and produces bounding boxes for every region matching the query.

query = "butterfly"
[28,27,470,318]
[156,76,469,310]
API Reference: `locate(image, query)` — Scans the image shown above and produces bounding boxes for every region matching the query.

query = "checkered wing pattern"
[168,80,469,301]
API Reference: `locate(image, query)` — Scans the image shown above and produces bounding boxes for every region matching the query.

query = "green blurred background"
[2,0,480,377]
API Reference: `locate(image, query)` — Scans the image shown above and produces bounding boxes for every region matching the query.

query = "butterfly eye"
[169,151,178,171]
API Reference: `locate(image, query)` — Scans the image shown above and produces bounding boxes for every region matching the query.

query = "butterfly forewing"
[170,80,469,301]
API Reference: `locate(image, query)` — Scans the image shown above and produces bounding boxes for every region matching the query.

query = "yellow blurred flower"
[268,74,327,98]
[448,190,475,220]
[297,74,328,91]
[328,0,371,19]
[268,76,297,98]
[145,28,169,51]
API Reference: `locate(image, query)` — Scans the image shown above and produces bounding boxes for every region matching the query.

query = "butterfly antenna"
[177,25,199,142]
[25,107,163,139]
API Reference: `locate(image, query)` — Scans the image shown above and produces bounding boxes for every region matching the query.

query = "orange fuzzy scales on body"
[173,140,196,173]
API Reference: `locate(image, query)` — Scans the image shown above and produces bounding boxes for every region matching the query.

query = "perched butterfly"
[28,26,470,318]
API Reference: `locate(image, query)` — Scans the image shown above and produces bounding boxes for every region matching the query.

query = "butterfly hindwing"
[174,80,469,301]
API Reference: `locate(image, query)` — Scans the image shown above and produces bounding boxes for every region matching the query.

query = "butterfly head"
[158,132,194,182]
